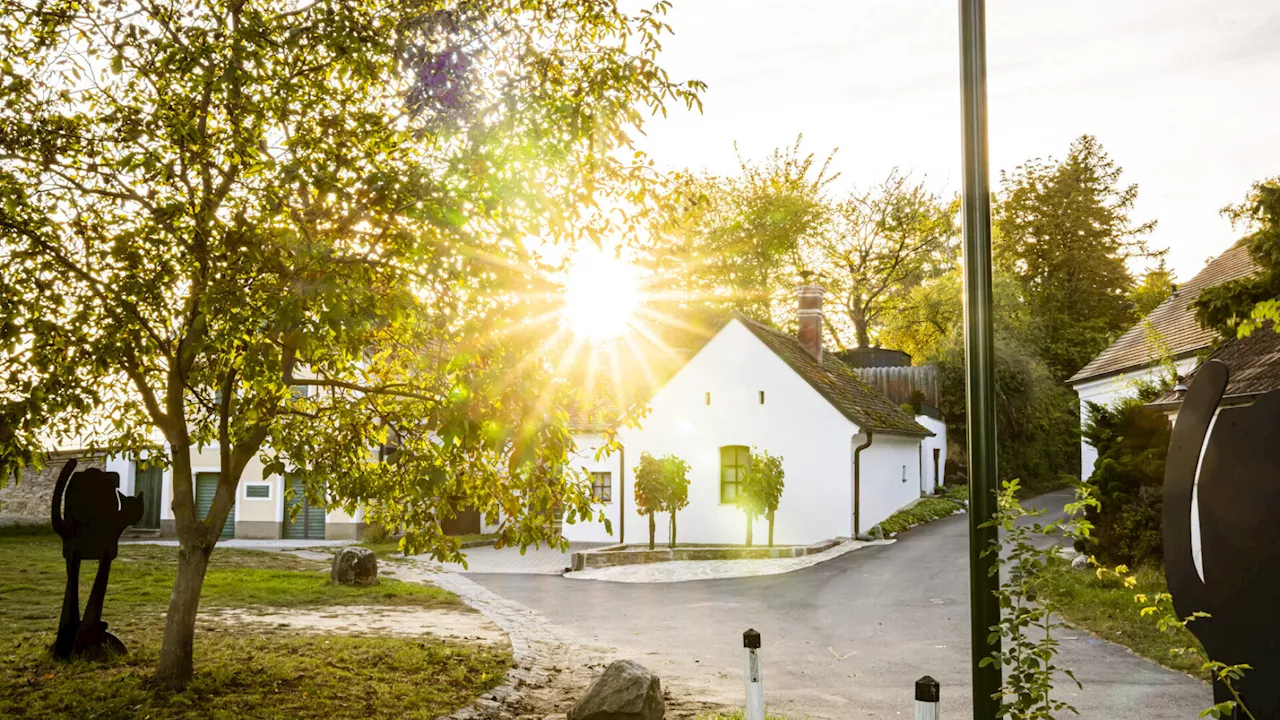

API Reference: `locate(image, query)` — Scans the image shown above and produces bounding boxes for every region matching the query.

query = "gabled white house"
[562,287,936,547]
[1070,241,1257,477]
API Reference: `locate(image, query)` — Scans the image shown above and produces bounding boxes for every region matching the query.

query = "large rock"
[330,546,378,586]
[569,660,664,720]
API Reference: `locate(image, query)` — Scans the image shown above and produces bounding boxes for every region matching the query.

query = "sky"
[631,0,1280,282]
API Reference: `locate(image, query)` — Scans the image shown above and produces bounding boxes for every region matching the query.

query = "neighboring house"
[563,287,935,547]
[841,352,948,496]
[2,434,366,540]
[1148,323,1280,424]
[1069,241,1258,477]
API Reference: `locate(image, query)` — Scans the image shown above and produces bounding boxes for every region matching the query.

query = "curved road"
[469,491,1210,718]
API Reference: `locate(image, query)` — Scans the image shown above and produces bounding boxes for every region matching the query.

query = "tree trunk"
[746,513,753,547]
[854,310,871,348]
[669,511,677,548]
[768,510,775,548]
[648,512,655,550]
[155,542,212,688]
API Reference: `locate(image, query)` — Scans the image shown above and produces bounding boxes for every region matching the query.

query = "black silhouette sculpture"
[1165,360,1280,717]
[50,459,144,660]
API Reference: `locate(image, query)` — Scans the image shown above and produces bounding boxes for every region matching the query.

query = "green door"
[195,472,235,540]
[283,475,326,540]
[132,464,162,530]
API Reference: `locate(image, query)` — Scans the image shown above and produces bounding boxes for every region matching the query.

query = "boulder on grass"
[331,546,378,586]
[569,660,664,720]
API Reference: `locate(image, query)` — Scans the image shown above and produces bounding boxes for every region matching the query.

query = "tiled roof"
[733,314,932,436]
[1069,242,1259,384]
[1150,323,1280,408]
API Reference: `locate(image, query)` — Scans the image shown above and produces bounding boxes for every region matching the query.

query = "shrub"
[737,449,785,547]
[1077,395,1170,567]
[877,497,963,535]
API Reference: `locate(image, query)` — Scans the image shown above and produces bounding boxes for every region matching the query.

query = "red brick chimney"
[797,286,823,362]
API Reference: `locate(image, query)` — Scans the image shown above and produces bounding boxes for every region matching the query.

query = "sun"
[561,246,641,340]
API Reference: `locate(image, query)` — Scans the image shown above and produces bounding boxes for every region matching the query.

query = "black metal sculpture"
[1165,360,1280,717]
[50,459,144,660]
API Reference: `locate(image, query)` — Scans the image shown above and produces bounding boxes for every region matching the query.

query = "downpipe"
[852,430,874,539]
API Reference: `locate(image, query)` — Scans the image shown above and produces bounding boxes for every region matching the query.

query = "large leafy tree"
[0,0,699,687]
[994,135,1157,381]
[639,138,834,344]
[811,171,958,349]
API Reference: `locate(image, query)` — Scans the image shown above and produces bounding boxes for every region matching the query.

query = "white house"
[560,287,935,547]
[1070,241,1257,478]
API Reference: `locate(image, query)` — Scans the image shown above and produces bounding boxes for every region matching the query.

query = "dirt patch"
[202,605,507,645]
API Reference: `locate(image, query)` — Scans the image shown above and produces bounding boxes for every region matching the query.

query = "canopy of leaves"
[737,448,784,518]
[1193,180,1280,339]
[660,455,691,512]
[994,135,1157,382]
[1129,261,1175,317]
[0,0,702,560]
[632,452,668,515]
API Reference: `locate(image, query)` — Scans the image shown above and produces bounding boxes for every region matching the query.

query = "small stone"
[330,547,379,586]
[1071,554,1089,570]
[568,660,664,720]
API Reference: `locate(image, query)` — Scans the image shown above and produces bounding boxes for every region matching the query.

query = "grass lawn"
[1040,557,1208,680]
[0,533,510,719]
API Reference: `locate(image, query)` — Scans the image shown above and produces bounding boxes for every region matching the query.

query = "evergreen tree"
[994,135,1157,381]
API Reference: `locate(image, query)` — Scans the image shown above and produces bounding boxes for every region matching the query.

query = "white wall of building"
[1072,357,1198,478]
[917,415,948,494]
[560,319,925,546]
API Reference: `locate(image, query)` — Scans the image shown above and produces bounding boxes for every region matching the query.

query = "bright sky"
[633,0,1280,282]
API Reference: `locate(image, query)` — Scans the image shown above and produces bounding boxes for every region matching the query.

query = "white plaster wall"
[917,416,948,493]
[560,320,923,546]
[1073,358,1198,478]
[560,433,626,543]
[857,433,925,532]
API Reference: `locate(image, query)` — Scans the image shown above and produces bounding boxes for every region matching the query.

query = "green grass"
[1040,557,1208,679]
[0,536,509,719]
[877,497,965,535]
[361,533,498,560]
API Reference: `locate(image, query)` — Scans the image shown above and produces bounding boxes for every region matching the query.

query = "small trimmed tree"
[662,455,691,547]
[738,449,785,547]
[634,453,667,550]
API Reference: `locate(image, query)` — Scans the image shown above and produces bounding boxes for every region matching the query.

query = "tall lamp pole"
[957,0,1002,717]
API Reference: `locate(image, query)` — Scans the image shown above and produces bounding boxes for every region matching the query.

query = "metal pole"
[916,675,941,720]
[743,629,764,720]
[957,0,1002,717]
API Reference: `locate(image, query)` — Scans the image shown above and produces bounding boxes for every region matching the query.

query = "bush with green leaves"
[737,448,785,547]
[982,480,1098,719]
[661,455,691,547]
[633,453,668,550]
[1078,393,1171,567]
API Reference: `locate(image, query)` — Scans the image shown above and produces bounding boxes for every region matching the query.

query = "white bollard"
[743,629,764,720]
[915,675,940,720]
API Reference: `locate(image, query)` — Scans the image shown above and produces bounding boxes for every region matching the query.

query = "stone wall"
[0,451,105,526]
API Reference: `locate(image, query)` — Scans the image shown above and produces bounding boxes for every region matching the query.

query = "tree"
[994,135,1158,381]
[812,171,959,349]
[639,138,834,344]
[737,448,785,547]
[1129,260,1175,317]
[1193,180,1280,338]
[661,455,690,548]
[633,452,667,550]
[0,0,699,687]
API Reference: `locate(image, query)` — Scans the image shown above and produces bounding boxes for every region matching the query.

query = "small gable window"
[720,445,751,504]
[705,391,711,405]
[759,391,765,404]
[590,472,612,503]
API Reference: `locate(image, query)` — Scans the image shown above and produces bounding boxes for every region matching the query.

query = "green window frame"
[590,472,612,503]
[720,445,750,504]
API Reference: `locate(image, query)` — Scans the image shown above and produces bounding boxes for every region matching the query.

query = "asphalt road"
[469,490,1211,719]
